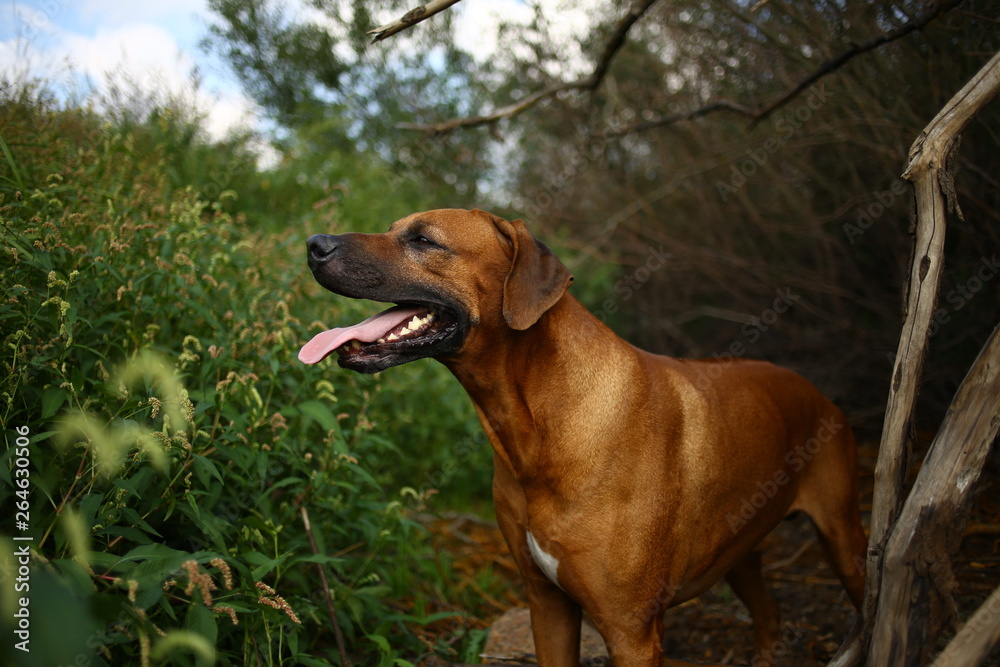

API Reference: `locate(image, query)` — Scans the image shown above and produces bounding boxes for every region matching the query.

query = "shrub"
[0,82,488,666]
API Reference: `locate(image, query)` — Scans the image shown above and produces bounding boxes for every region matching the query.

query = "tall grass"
[0,81,495,666]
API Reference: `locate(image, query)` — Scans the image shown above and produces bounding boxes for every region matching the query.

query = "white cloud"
[453,0,614,77]
[0,1,260,144]
[76,0,206,27]
[453,0,534,61]
[60,23,183,77]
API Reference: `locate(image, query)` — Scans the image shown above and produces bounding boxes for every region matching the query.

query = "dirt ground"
[416,436,1000,665]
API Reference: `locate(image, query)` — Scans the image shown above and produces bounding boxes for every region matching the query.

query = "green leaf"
[186,602,219,648]
[243,550,293,579]
[367,633,391,654]
[353,584,391,599]
[119,543,192,586]
[120,507,163,537]
[87,550,132,573]
[0,132,25,190]
[135,582,164,609]
[78,493,105,528]
[53,558,96,598]
[346,462,381,490]
[288,553,344,567]
[192,454,225,487]
[113,467,154,500]
[345,595,364,623]
[297,399,339,432]
[291,656,337,667]
[41,386,68,419]
[101,525,154,545]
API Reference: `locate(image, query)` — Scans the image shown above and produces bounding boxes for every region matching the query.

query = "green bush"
[0,83,493,666]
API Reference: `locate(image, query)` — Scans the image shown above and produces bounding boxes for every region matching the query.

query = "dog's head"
[299,208,573,373]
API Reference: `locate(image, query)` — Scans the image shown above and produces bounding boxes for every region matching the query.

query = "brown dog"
[299,209,867,666]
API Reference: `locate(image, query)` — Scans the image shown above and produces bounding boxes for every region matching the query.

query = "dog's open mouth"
[298,303,460,372]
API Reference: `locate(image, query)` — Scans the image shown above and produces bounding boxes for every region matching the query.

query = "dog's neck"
[443,295,641,485]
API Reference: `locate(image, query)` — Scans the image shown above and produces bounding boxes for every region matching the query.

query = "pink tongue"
[298,306,426,365]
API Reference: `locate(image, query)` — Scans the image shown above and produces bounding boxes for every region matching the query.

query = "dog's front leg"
[525,579,582,667]
[497,519,583,665]
[493,462,582,665]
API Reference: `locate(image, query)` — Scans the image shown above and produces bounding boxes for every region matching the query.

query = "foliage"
[0,81,493,666]
[204,0,494,203]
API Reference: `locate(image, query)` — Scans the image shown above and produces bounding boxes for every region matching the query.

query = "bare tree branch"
[601,100,757,138]
[397,0,962,137]
[397,80,581,133]
[368,0,464,43]
[748,0,964,127]
[396,0,660,134]
[611,0,965,137]
[585,0,660,90]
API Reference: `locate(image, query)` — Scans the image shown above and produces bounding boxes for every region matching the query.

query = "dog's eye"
[411,235,437,248]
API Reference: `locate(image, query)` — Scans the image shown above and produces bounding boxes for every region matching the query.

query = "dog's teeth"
[399,327,411,336]
[377,337,385,343]
[409,316,421,329]
[350,340,361,350]
[387,333,398,341]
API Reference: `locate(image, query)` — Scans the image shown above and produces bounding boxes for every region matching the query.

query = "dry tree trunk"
[829,50,1000,667]
[868,324,1000,665]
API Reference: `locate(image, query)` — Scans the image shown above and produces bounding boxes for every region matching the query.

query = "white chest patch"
[526,531,562,589]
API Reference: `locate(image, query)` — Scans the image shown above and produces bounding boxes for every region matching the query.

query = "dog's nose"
[307,234,339,266]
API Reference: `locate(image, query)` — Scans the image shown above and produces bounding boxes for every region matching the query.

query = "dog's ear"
[489,213,574,331]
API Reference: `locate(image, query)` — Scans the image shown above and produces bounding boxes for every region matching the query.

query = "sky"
[1,0,262,140]
[0,0,604,145]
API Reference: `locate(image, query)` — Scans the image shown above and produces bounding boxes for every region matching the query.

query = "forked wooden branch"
[827,49,1000,667]
[868,322,1000,665]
